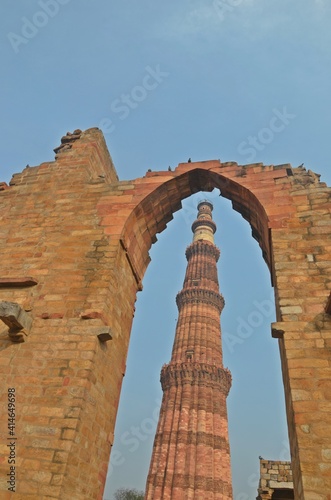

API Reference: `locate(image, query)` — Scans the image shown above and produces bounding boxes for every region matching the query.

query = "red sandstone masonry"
[146,204,232,498]
[0,128,330,498]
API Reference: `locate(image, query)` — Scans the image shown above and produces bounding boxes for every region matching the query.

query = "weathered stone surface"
[0,127,330,498]
[0,300,32,341]
[257,459,294,499]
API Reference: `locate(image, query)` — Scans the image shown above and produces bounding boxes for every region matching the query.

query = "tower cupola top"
[191,200,217,243]
[197,200,214,212]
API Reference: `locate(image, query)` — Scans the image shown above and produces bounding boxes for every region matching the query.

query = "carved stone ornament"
[0,301,32,343]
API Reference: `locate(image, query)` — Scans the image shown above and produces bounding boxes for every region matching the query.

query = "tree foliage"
[114,488,144,500]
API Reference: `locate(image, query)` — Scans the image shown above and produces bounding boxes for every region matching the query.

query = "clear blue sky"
[1,1,331,499]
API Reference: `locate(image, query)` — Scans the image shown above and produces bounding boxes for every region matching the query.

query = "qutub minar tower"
[146,201,233,499]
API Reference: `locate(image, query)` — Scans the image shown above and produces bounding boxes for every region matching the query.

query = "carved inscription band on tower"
[146,201,233,500]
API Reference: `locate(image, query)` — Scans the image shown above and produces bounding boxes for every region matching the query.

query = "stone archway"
[0,128,330,499]
[110,156,330,500]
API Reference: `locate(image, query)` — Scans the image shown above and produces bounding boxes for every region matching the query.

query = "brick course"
[256,459,293,499]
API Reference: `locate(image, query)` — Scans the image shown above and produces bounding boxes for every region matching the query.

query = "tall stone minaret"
[145,201,233,500]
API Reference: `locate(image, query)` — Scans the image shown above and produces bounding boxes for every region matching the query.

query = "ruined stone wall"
[0,129,137,499]
[0,128,330,499]
[256,459,293,499]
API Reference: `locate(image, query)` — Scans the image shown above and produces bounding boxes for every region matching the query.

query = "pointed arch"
[107,160,331,499]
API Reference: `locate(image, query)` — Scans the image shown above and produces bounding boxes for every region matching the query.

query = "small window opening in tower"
[185,349,194,360]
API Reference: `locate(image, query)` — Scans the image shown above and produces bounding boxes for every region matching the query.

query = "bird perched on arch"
[188,158,191,163]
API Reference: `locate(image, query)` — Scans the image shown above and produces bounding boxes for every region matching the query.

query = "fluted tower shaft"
[145,201,232,500]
